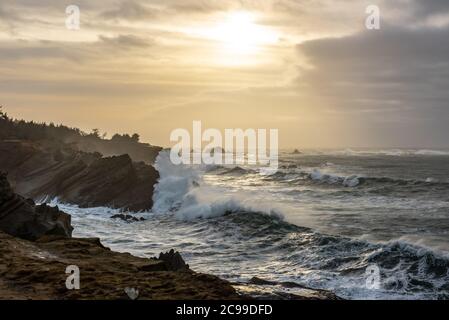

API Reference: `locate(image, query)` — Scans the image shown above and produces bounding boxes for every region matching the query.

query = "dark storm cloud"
[412,0,449,17]
[296,23,449,146]
[298,25,449,109]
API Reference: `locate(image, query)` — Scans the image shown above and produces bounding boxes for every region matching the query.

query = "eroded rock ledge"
[0,231,240,300]
[0,174,239,300]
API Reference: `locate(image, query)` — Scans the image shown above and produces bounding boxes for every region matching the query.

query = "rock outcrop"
[0,140,159,211]
[71,138,162,165]
[0,172,73,241]
[158,249,190,271]
[233,277,343,300]
[0,231,239,300]
[0,171,240,300]
[111,214,146,223]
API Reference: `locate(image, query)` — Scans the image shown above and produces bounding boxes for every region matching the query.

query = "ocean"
[56,149,449,300]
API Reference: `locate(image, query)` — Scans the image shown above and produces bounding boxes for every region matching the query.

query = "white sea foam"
[47,150,449,300]
[153,151,285,220]
[310,169,360,187]
[415,149,449,156]
[296,149,449,157]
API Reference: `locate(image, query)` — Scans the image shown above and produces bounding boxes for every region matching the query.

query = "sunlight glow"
[196,12,278,56]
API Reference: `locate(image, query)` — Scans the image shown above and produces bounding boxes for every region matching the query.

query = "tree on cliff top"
[0,106,8,120]
[111,133,140,143]
[0,107,143,147]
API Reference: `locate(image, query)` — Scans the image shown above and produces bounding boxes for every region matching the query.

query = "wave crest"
[152,151,285,220]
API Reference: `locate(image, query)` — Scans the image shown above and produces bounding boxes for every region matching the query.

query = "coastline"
[0,133,341,300]
[0,231,240,300]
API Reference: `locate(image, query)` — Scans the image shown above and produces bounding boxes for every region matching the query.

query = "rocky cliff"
[0,173,239,300]
[0,172,72,240]
[0,140,159,211]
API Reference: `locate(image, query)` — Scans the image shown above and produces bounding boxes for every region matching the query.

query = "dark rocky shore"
[0,171,340,300]
[0,114,341,300]
[0,229,240,300]
[0,140,158,211]
[0,172,239,299]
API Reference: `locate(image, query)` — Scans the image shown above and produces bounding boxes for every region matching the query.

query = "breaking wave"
[262,168,449,190]
[152,151,284,220]
[149,150,449,299]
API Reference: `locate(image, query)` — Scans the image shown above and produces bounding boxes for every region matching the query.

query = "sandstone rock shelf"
[0,231,240,300]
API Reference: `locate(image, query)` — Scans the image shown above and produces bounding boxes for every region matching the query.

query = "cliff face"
[0,172,72,241]
[70,138,162,165]
[0,140,159,211]
[0,173,239,300]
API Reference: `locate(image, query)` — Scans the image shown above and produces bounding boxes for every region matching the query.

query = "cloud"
[298,24,449,106]
[295,23,449,146]
[412,0,449,18]
[99,0,157,21]
[1,0,449,147]
[98,34,153,48]
[0,33,153,64]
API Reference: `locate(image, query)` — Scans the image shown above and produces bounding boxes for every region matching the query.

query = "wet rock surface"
[233,277,343,300]
[111,214,146,223]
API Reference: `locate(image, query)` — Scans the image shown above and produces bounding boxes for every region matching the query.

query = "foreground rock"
[0,231,239,300]
[0,140,159,211]
[0,172,72,240]
[158,249,190,271]
[111,214,146,223]
[0,173,238,300]
[232,277,343,300]
[71,137,162,165]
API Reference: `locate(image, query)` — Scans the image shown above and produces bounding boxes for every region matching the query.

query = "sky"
[1,0,448,149]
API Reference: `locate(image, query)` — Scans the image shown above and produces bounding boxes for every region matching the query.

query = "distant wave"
[216,166,257,176]
[202,162,449,191]
[261,168,449,190]
[293,149,449,157]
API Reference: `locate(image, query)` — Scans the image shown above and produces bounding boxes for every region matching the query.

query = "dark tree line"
[0,106,140,144]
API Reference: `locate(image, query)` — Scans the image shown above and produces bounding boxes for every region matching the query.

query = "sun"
[198,12,278,56]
